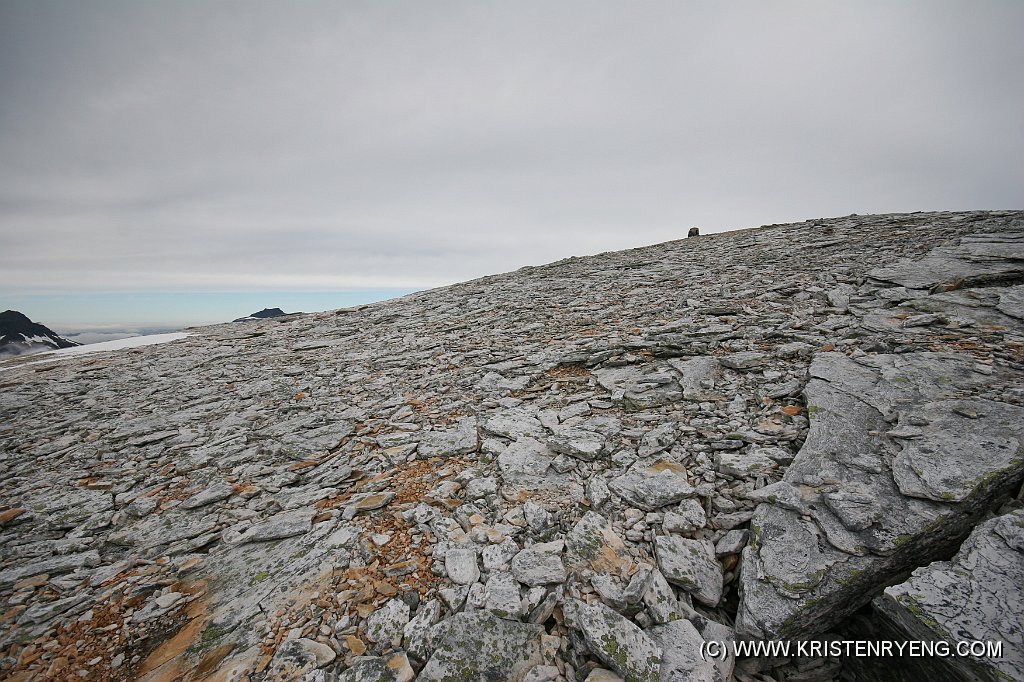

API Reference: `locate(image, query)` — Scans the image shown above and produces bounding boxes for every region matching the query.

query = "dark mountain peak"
[0,310,33,325]
[252,308,286,318]
[0,310,80,358]
[232,307,300,323]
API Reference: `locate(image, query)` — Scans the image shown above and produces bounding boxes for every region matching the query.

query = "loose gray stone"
[663,498,707,534]
[655,536,723,607]
[338,653,415,682]
[418,416,478,458]
[445,548,480,585]
[365,597,411,646]
[180,482,234,510]
[642,569,681,625]
[403,599,441,661]
[647,618,719,682]
[637,423,676,457]
[714,451,776,478]
[609,462,695,512]
[266,638,337,679]
[566,512,631,575]
[511,548,566,586]
[547,426,608,460]
[484,571,524,619]
[719,351,767,370]
[574,601,662,682]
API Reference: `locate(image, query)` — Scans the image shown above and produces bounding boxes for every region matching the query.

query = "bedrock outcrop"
[1,211,1022,682]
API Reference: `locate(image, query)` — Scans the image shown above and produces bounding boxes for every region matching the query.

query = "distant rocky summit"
[0,309,79,357]
[0,211,1022,682]
[233,307,299,322]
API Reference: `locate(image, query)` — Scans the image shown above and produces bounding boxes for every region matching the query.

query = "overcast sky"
[1,1,1022,327]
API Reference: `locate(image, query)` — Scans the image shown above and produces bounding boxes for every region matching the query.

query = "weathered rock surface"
[871,509,1024,682]
[738,279,1024,639]
[1,211,1022,681]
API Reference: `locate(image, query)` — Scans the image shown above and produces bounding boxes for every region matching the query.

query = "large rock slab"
[265,638,336,680]
[670,356,721,401]
[511,547,566,586]
[871,509,1024,682]
[418,611,545,682]
[546,426,609,460]
[736,351,1024,640]
[0,551,101,589]
[227,509,313,545]
[497,437,561,490]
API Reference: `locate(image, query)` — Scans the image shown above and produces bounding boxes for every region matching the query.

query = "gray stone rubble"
[0,210,1022,681]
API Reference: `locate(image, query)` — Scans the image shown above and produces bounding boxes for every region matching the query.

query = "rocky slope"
[0,310,79,358]
[0,211,1022,682]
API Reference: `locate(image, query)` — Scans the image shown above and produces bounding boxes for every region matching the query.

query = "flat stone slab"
[646,618,719,682]
[669,356,720,401]
[418,416,478,458]
[229,509,313,545]
[872,508,1024,682]
[736,351,1024,640]
[180,482,234,510]
[715,451,776,479]
[266,637,336,680]
[546,426,609,460]
[444,548,480,585]
[483,409,546,440]
[497,437,561,490]
[719,351,767,370]
[0,551,101,589]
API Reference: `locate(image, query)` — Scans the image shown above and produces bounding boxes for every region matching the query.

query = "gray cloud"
[2,0,1022,295]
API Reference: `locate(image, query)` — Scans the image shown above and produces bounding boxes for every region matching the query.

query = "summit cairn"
[0,211,1022,681]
